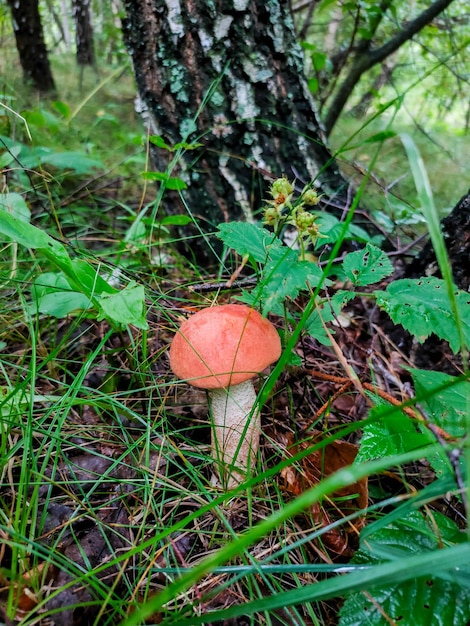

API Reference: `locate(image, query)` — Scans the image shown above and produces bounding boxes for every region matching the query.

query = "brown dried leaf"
[281,430,368,556]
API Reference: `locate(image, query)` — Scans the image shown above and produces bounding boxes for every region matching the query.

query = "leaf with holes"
[338,511,470,626]
[342,242,393,286]
[374,277,470,352]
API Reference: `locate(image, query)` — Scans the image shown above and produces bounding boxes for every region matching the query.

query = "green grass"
[330,113,468,231]
[1,53,469,625]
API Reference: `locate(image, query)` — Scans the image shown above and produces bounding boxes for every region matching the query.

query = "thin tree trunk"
[7,0,56,92]
[60,0,72,50]
[72,0,96,67]
[121,0,350,260]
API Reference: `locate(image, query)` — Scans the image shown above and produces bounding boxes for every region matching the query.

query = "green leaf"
[141,171,187,190]
[362,130,396,144]
[23,108,60,132]
[30,272,91,318]
[51,100,71,118]
[342,242,393,286]
[0,208,63,253]
[0,192,31,222]
[305,291,355,345]
[314,212,374,246]
[217,222,282,263]
[400,134,466,355]
[173,140,203,151]
[357,401,451,479]
[98,282,148,330]
[160,214,193,226]
[148,135,202,152]
[307,77,319,94]
[375,277,470,352]
[255,253,320,314]
[356,404,434,465]
[148,135,172,151]
[70,259,117,296]
[0,144,21,168]
[311,51,327,71]
[409,368,469,437]
[40,151,103,174]
[219,222,331,314]
[304,304,335,345]
[339,512,470,626]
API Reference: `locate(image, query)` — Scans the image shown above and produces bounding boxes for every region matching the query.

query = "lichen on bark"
[121,0,347,260]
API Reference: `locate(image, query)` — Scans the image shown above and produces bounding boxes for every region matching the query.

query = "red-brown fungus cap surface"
[169,304,281,389]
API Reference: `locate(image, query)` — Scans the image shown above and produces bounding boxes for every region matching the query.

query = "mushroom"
[169,304,281,488]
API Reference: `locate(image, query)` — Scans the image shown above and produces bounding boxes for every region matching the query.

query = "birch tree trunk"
[121,0,348,259]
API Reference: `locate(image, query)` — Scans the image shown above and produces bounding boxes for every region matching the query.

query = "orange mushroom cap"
[169,304,281,389]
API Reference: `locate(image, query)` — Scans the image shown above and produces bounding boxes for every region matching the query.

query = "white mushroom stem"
[210,380,260,489]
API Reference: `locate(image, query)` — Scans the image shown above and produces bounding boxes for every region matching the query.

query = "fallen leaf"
[281,430,368,556]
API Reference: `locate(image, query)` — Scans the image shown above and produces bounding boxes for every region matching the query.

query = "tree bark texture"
[386,189,470,375]
[405,188,470,291]
[7,0,56,92]
[72,0,96,67]
[121,0,348,259]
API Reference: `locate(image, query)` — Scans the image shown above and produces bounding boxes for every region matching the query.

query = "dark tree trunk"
[385,189,470,375]
[72,0,96,67]
[7,0,56,92]
[121,0,350,260]
[405,189,470,291]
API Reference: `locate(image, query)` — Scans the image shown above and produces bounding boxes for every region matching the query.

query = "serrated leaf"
[343,242,393,286]
[242,253,317,314]
[98,282,148,329]
[261,259,316,313]
[339,512,470,626]
[357,402,451,479]
[305,290,355,345]
[375,277,470,352]
[217,222,281,263]
[356,404,434,464]
[305,303,335,345]
[409,368,469,437]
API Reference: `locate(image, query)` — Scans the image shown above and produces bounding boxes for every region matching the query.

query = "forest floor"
[0,56,469,625]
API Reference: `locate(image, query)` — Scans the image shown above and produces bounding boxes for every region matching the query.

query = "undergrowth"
[0,60,469,626]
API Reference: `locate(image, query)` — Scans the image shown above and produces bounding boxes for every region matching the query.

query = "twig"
[309,368,454,441]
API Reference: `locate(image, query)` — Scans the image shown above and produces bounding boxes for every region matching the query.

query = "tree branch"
[324,0,457,135]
